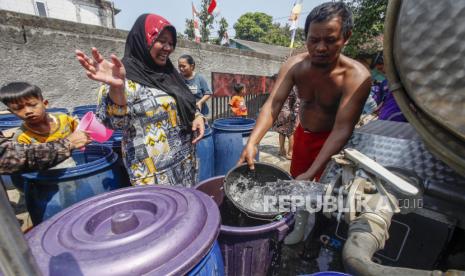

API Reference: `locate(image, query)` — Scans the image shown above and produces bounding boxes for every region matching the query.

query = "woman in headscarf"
[76,14,205,187]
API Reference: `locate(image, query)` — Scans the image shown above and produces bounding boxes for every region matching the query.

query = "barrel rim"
[212,117,256,131]
[20,145,118,181]
[25,185,221,276]
[224,162,293,219]
[195,175,294,236]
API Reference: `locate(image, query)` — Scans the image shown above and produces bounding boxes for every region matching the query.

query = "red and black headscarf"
[122,14,196,129]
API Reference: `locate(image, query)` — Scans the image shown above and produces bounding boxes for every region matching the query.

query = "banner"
[191,2,201,43]
[212,72,276,97]
[289,0,303,48]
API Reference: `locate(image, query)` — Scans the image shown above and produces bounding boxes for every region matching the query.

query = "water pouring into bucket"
[224,162,327,220]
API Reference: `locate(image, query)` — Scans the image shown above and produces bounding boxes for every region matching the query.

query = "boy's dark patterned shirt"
[0,133,71,174]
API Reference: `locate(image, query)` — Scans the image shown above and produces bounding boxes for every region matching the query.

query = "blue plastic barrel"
[17,145,130,224]
[72,110,92,119]
[92,130,123,156]
[72,105,97,119]
[72,111,86,119]
[308,272,351,276]
[46,108,69,114]
[212,117,257,176]
[187,241,224,276]
[91,130,131,187]
[196,124,214,182]
[73,105,97,112]
[0,114,22,130]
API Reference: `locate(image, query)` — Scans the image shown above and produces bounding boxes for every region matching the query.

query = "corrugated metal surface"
[394,0,465,140]
[321,121,465,188]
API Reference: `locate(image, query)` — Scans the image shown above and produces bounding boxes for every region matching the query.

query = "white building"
[0,0,120,28]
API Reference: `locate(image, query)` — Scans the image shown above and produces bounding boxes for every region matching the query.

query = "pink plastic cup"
[77,112,113,143]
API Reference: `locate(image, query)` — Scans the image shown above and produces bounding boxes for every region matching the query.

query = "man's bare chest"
[295,79,343,111]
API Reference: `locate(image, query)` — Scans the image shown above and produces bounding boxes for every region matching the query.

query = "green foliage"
[216,17,229,45]
[343,0,388,57]
[199,0,215,42]
[233,12,305,48]
[260,23,290,47]
[184,18,195,40]
[184,0,216,43]
[293,28,306,48]
[260,23,304,48]
[233,12,273,42]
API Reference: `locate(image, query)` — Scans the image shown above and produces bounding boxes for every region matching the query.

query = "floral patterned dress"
[272,87,300,136]
[96,80,196,187]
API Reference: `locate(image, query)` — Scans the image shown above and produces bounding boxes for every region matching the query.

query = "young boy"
[0,82,79,145]
[229,83,248,117]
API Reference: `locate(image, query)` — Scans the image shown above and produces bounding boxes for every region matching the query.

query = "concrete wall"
[0,0,114,28]
[0,10,283,112]
[0,0,36,15]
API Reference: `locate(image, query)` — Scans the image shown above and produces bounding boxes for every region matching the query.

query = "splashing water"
[227,176,327,214]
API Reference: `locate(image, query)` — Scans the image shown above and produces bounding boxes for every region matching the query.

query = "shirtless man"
[238,2,371,181]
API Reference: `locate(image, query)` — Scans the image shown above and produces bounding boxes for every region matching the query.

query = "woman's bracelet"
[195,110,203,118]
[194,110,206,122]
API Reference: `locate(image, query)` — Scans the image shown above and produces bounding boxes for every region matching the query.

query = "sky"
[112,0,327,37]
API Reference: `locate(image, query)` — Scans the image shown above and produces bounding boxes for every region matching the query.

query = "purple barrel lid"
[26,185,221,276]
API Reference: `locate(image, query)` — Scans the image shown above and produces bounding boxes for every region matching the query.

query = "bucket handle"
[276,223,290,242]
[238,205,284,222]
[240,210,291,242]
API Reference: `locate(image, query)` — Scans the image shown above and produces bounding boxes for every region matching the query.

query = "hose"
[342,212,443,276]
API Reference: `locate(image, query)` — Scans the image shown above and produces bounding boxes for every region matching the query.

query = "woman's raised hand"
[76,47,126,88]
[191,116,205,144]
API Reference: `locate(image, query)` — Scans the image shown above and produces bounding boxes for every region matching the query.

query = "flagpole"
[288,0,302,53]
[289,29,296,57]
[290,28,296,48]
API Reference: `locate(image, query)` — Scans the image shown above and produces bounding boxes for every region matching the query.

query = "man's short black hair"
[0,82,43,105]
[304,2,353,40]
[233,83,245,93]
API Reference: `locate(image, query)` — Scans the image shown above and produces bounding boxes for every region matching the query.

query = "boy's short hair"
[0,82,43,105]
[233,83,245,93]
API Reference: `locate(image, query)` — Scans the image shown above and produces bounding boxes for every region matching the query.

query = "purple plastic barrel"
[309,272,351,276]
[26,185,224,276]
[195,176,294,276]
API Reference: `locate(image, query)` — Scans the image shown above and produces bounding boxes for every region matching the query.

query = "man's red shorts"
[290,124,331,179]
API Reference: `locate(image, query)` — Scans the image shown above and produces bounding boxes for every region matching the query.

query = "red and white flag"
[192,2,201,43]
[192,1,199,16]
[208,0,217,15]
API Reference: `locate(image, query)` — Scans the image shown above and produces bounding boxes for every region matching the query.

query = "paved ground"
[259,130,292,173]
[6,185,32,232]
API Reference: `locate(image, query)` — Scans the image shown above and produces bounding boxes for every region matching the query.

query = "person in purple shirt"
[372,79,406,122]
